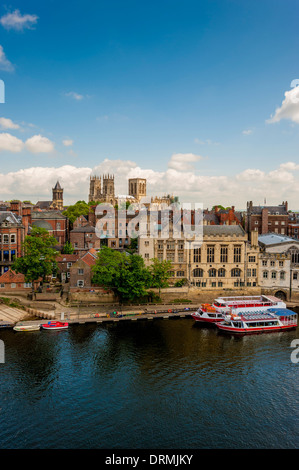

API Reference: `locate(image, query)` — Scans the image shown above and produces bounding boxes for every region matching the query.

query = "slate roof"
[258,233,298,246]
[70,225,95,233]
[203,225,245,236]
[0,211,21,225]
[249,205,288,215]
[32,210,66,219]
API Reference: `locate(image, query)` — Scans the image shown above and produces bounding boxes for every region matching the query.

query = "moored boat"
[192,304,224,323]
[41,321,69,330]
[192,295,286,324]
[13,324,40,332]
[215,308,297,335]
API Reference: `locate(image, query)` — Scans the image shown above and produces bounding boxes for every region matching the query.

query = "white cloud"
[242,129,253,135]
[0,133,23,152]
[0,9,38,31]
[168,153,202,171]
[0,117,20,130]
[0,45,14,72]
[267,85,299,124]
[0,157,298,209]
[65,91,84,101]
[62,139,73,147]
[25,135,55,153]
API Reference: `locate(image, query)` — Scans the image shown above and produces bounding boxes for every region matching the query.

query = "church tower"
[89,175,102,202]
[102,174,115,204]
[52,181,64,210]
[128,178,146,202]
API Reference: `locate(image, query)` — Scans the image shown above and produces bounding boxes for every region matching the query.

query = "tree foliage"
[92,246,150,302]
[62,200,90,224]
[61,241,74,254]
[12,226,59,291]
[147,258,173,293]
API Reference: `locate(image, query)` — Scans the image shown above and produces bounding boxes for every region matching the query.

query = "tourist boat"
[192,304,225,323]
[41,321,69,330]
[13,324,41,332]
[215,308,297,335]
[192,295,286,324]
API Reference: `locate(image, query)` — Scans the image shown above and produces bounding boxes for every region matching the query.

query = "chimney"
[250,230,259,248]
[10,200,22,216]
[22,207,32,235]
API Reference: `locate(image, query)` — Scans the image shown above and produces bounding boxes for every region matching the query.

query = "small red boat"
[41,321,69,330]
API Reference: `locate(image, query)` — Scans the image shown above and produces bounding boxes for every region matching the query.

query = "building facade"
[246,201,289,235]
[139,224,260,290]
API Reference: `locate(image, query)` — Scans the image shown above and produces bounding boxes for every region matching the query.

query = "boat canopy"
[267,308,296,317]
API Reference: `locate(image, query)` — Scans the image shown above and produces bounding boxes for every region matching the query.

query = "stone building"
[139,222,260,290]
[128,178,146,201]
[88,174,116,205]
[258,233,299,301]
[35,180,64,211]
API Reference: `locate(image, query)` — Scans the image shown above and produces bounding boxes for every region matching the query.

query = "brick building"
[203,206,243,226]
[31,210,68,249]
[69,249,97,289]
[56,253,80,282]
[70,225,101,255]
[246,201,289,236]
[0,202,31,276]
[0,269,41,292]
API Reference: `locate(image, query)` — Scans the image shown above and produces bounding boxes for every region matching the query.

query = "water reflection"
[0,317,298,449]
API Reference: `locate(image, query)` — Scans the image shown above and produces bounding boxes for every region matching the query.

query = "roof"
[0,211,22,225]
[80,249,98,267]
[249,205,288,215]
[258,233,298,246]
[32,210,66,220]
[32,220,53,231]
[57,254,80,263]
[203,225,245,236]
[267,308,297,317]
[34,201,53,210]
[70,224,95,233]
[53,181,62,190]
[0,270,26,283]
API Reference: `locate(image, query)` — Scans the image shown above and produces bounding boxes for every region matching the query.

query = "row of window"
[0,283,32,288]
[262,260,284,267]
[0,234,16,244]
[192,268,243,278]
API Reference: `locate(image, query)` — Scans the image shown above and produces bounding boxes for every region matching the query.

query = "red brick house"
[0,269,41,292]
[56,253,80,282]
[69,249,98,290]
[31,210,69,250]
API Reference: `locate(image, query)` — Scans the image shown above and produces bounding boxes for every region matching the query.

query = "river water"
[0,317,298,449]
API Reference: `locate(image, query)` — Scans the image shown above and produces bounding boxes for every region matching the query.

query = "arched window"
[231,268,241,278]
[193,268,203,277]
[218,268,226,277]
[263,271,268,279]
[208,268,217,277]
[280,271,285,280]
[271,271,277,279]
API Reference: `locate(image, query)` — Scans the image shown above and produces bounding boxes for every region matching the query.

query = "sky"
[0,0,299,209]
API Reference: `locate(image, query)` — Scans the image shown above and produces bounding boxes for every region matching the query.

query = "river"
[0,317,298,449]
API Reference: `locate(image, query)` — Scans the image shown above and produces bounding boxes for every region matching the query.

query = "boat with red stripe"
[215,308,297,335]
[192,295,286,324]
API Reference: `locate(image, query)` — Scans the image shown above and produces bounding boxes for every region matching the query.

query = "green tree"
[12,226,59,295]
[92,246,150,303]
[148,258,173,295]
[62,200,90,224]
[61,241,74,254]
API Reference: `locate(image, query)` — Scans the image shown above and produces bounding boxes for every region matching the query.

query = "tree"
[148,258,173,295]
[62,200,90,224]
[12,226,59,295]
[92,246,150,303]
[61,241,74,254]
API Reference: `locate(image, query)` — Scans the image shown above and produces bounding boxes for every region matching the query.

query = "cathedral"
[89,174,116,205]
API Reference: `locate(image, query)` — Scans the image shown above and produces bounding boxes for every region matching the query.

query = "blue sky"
[0,0,299,207]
